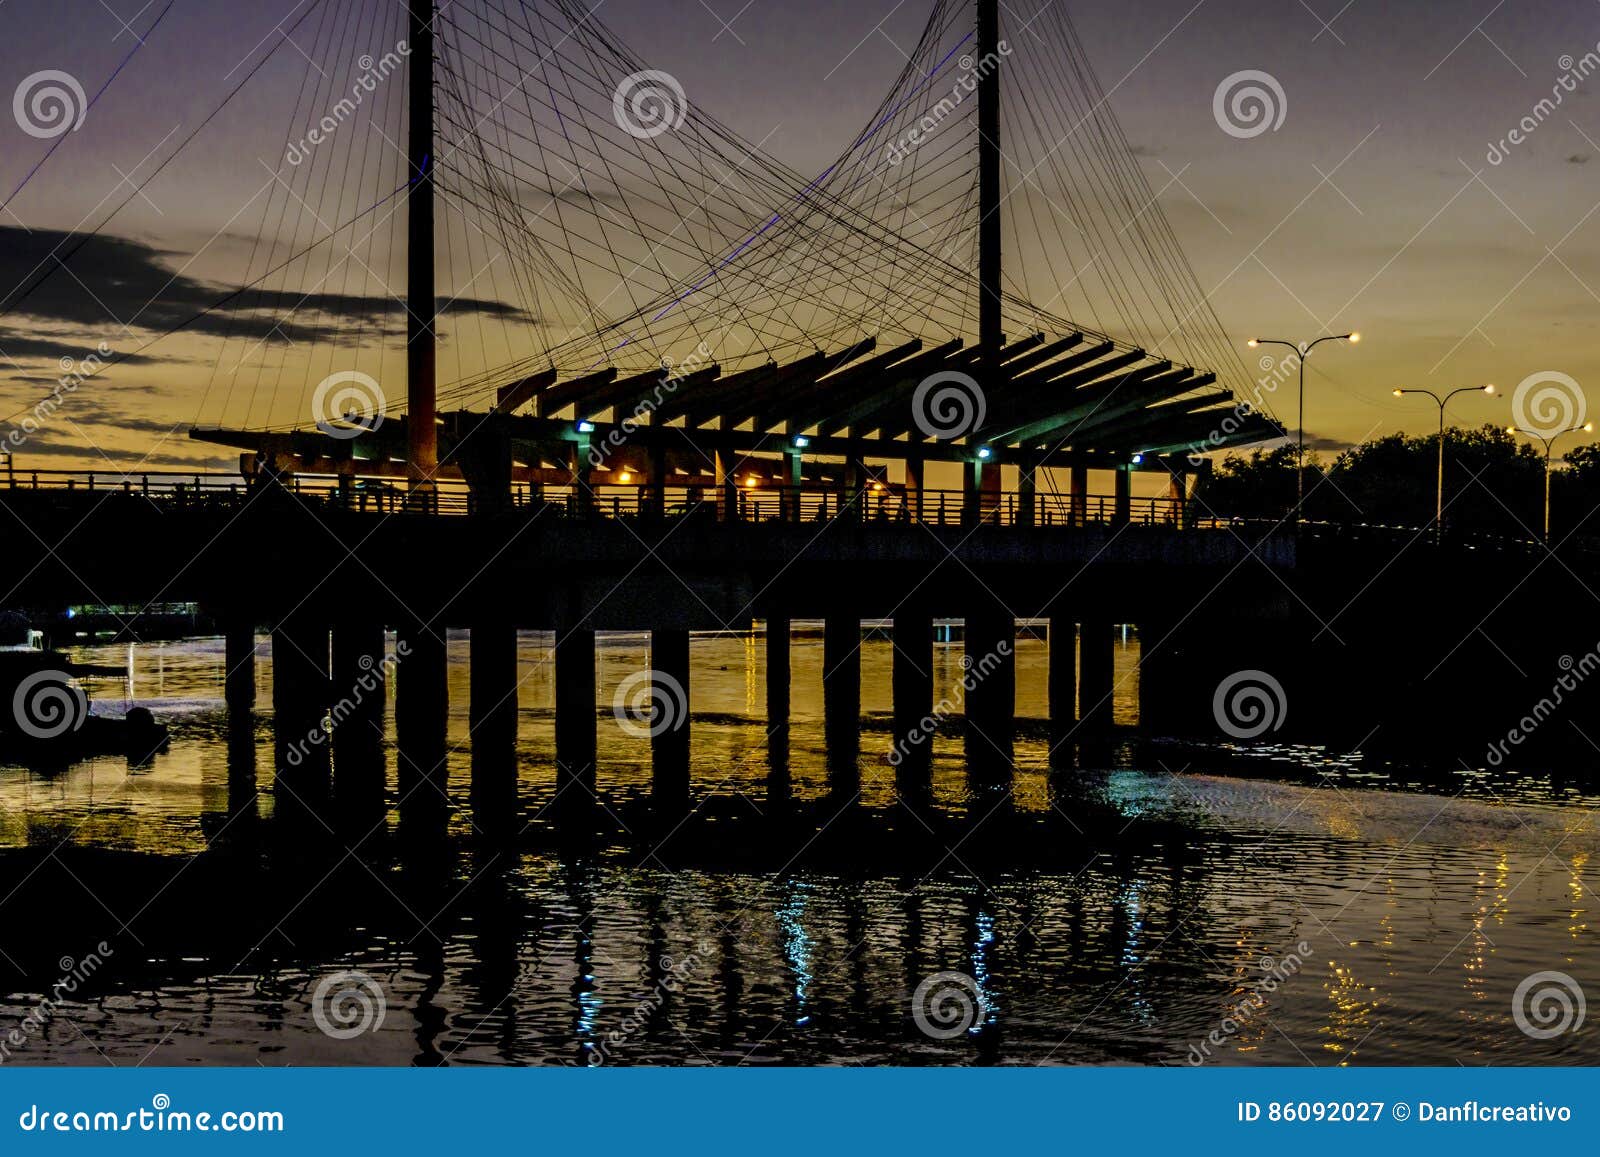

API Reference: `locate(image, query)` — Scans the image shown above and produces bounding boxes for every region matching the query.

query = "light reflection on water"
[0,629,1595,1066]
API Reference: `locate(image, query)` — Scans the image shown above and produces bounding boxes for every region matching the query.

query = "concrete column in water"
[1048,617,1077,743]
[651,628,691,808]
[1078,619,1116,733]
[823,614,861,772]
[395,621,449,815]
[765,616,791,725]
[224,616,256,713]
[469,617,519,830]
[554,625,598,801]
[331,617,388,827]
[963,607,1016,783]
[892,606,935,802]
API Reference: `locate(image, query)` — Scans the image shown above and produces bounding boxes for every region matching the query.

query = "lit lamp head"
[576,419,595,434]
[1346,331,1361,344]
[1483,384,1496,395]
[1392,388,1405,397]
[976,446,993,460]
[1246,339,1259,349]
[792,435,810,449]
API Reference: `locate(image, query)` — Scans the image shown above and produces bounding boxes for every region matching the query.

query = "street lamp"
[1506,421,1594,542]
[1393,384,1496,541]
[1247,332,1360,526]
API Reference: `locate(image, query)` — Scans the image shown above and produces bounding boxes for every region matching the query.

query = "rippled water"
[0,629,1595,1066]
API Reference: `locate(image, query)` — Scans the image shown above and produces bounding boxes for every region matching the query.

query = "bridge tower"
[406,0,437,500]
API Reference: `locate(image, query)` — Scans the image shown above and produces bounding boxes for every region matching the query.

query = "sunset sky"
[2,0,1599,470]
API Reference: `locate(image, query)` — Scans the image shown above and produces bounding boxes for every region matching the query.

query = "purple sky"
[3,0,1600,469]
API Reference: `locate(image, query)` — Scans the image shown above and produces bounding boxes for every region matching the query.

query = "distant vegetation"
[1192,424,1600,539]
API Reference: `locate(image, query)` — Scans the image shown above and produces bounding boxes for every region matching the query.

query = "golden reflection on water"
[0,631,1598,1064]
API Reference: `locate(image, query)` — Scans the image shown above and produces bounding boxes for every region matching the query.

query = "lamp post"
[1392,384,1496,541]
[1247,332,1360,526]
[1506,421,1594,542]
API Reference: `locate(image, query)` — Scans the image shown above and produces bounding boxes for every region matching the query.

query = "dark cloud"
[0,329,162,366]
[0,227,531,347]
[1568,154,1591,164]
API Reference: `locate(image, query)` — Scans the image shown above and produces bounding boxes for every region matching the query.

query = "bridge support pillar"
[651,629,691,810]
[395,621,450,829]
[823,614,861,781]
[271,613,331,818]
[224,617,256,713]
[1070,464,1088,525]
[1018,462,1036,528]
[647,445,668,520]
[1113,467,1132,526]
[715,449,738,522]
[904,456,923,523]
[1048,617,1077,749]
[1078,619,1116,734]
[554,624,598,803]
[1168,471,1188,529]
[765,616,790,725]
[892,605,935,805]
[469,617,519,836]
[331,618,388,832]
[964,606,1015,787]
[331,619,388,740]
[271,615,329,734]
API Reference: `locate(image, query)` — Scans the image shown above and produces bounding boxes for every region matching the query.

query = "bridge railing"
[2,469,1193,528]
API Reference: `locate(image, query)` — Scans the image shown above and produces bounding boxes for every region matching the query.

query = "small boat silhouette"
[0,612,168,766]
